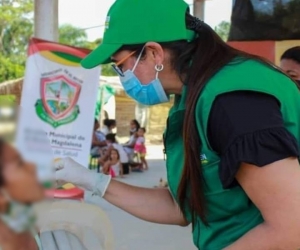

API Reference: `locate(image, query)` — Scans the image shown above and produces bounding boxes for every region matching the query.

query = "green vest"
[165,58,300,249]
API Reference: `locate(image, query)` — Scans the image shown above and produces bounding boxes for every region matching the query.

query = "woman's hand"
[54,158,189,226]
[225,157,300,250]
[54,157,111,197]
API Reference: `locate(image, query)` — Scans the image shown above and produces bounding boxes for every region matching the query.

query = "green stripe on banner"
[52,51,82,63]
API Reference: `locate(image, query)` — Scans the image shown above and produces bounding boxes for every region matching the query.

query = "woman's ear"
[145,42,165,65]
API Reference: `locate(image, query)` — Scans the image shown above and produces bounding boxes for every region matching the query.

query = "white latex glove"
[54,157,111,197]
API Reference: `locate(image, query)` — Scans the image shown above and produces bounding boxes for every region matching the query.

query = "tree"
[0,0,33,59]
[0,0,34,82]
[0,0,116,83]
[59,24,88,47]
[86,38,117,76]
[229,0,300,41]
[214,21,230,41]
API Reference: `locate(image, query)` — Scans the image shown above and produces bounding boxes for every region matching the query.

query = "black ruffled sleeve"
[208,91,299,189]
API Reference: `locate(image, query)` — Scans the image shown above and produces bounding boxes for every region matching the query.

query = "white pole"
[193,0,205,20]
[99,86,105,130]
[34,0,59,41]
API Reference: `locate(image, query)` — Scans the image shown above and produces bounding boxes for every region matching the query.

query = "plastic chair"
[35,200,114,250]
[89,155,100,171]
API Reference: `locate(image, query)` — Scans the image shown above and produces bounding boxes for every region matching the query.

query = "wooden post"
[193,0,205,20]
[34,0,59,41]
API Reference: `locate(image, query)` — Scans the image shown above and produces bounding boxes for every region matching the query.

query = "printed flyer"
[16,38,100,176]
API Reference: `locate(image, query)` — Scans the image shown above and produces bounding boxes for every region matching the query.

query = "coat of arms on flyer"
[35,74,81,128]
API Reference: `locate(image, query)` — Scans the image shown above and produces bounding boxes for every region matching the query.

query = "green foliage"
[59,24,88,47]
[273,0,300,35]
[253,0,300,40]
[0,55,24,82]
[214,21,230,41]
[0,0,33,64]
[84,38,117,76]
[101,64,117,76]
[0,0,116,83]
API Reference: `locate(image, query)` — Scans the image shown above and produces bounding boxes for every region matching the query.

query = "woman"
[91,119,107,157]
[0,139,44,250]
[55,0,300,249]
[122,119,140,162]
[280,46,300,83]
[128,119,140,136]
[100,119,116,136]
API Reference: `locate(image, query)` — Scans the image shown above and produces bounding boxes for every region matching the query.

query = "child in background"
[99,133,130,174]
[134,128,148,170]
[103,149,123,178]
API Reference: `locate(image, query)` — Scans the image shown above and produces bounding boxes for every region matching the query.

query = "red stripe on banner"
[28,37,91,58]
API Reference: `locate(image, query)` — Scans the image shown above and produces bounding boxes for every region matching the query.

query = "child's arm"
[102,161,111,175]
[99,145,112,165]
[120,163,124,178]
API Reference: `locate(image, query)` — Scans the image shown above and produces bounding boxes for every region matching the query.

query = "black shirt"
[207,91,299,188]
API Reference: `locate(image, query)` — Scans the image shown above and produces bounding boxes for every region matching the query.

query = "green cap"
[81,0,195,69]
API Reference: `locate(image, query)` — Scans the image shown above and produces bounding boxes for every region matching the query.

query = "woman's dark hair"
[130,119,140,135]
[106,133,117,143]
[119,12,293,227]
[281,46,300,64]
[103,119,116,129]
[110,148,120,161]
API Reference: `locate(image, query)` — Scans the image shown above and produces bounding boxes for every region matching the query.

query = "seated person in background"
[99,134,129,174]
[134,128,148,170]
[0,139,44,250]
[123,120,140,162]
[91,119,107,157]
[100,119,116,136]
[102,149,123,178]
[280,46,300,83]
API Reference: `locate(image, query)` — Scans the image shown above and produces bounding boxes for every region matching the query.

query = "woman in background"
[280,46,300,83]
[91,119,107,157]
[100,119,116,136]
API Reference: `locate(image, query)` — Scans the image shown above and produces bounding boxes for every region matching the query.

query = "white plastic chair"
[34,200,114,250]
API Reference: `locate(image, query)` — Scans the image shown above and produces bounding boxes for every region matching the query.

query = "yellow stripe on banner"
[40,51,80,67]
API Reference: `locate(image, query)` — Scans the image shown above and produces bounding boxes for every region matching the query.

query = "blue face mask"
[118,47,169,106]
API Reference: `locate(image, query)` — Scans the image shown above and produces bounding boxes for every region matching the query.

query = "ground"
[85,145,196,250]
